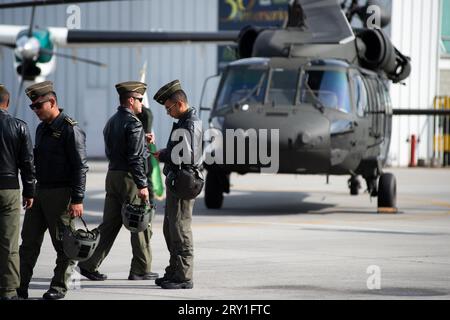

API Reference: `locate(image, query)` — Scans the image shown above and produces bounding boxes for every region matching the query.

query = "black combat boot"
[42,289,65,300]
[79,268,107,281]
[16,288,28,299]
[128,272,159,280]
[161,280,193,289]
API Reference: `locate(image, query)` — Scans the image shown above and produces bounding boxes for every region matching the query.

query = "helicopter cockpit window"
[300,69,351,113]
[215,66,268,110]
[268,69,298,105]
[353,74,368,117]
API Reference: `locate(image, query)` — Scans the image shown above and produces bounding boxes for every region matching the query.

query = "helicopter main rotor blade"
[64,30,240,46]
[393,109,450,116]
[0,0,126,9]
[39,47,107,67]
[27,5,36,38]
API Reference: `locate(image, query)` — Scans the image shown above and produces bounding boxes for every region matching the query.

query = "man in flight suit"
[152,80,203,289]
[78,81,158,281]
[0,84,35,300]
[18,81,88,300]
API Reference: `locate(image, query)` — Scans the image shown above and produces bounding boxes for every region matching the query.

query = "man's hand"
[151,151,160,161]
[146,133,155,144]
[138,187,149,202]
[69,203,83,218]
[22,197,33,210]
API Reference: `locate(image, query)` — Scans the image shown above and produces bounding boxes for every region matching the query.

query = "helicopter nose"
[280,113,330,151]
[216,106,331,173]
[277,110,331,172]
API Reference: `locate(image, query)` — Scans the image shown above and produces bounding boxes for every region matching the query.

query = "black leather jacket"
[160,107,203,176]
[104,106,148,189]
[0,109,35,198]
[34,111,88,204]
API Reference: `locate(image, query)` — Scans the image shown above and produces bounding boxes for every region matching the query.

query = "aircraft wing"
[0,24,239,47]
[0,25,25,45]
[299,0,355,44]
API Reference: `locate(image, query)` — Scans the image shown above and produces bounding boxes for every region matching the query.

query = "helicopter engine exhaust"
[237,25,263,59]
[355,28,411,83]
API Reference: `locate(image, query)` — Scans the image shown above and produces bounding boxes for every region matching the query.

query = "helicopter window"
[268,69,298,105]
[300,69,351,113]
[353,74,368,117]
[215,66,268,109]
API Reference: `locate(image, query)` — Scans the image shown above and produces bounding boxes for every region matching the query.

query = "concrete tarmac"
[21,162,450,300]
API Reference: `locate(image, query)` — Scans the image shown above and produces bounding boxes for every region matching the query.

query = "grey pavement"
[21,162,450,300]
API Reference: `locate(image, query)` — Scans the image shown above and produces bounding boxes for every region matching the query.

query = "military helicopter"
[198,0,450,212]
[1,0,448,213]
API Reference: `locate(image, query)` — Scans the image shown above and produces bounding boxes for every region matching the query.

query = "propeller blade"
[28,5,36,38]
[0,0,126,9]
[13,61,28,118]
[39,48,107,67]
[0,43,16,49]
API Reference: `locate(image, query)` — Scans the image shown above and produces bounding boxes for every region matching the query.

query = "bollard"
[409,134,417,167]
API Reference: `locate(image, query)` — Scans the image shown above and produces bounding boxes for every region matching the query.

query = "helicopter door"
[375,80,386,140]
[377,80,393,163]
[335,70,369,167]
[364,77,384,142]
[351,72,370,148]
[199,74,221,122]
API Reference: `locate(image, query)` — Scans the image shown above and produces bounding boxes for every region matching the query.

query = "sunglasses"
[166,102,177,113]
[29,98,51,111]
[133,97,143,103]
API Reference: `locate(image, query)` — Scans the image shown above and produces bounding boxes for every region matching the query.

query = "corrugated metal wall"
[390,0,441,166]
[0,0,218,157]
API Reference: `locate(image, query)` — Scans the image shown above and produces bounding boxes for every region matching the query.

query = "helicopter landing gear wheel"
[348,175,361,195]
[377,173,397,213]
[205,170,224,209]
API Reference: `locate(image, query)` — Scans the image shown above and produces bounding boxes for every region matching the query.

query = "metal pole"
[409,134,417,167]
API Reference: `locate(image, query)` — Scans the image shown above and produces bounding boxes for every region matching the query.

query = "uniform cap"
[115,81,147,96]
[153,80,182,105]
[25,81,54,101]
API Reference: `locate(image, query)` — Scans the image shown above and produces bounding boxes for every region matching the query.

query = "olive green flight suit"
[18,112,88,296]
[0,190,21,298]
[19,188,75,294]
[78,171,153,275]
[163,188,195,282]
[0,105,35,299]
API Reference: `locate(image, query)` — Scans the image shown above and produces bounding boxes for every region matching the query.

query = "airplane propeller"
[0,2,107,117]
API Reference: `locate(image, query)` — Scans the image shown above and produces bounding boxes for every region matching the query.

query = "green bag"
[149,143,164,199]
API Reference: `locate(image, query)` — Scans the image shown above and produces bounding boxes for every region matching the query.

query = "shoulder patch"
[64,116,78,126]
